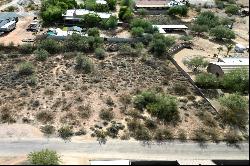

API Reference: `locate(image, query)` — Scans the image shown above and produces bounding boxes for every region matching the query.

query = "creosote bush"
[28,149,61,165]
[58,126,74,140]
[18,62,35,76]
[34,49,49,61]
[75,54,94,73]
[99,109,114,121]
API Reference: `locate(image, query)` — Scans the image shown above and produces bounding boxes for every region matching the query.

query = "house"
[135,0,171,9]
[153,24,188,33]
[62,9,112,22]
[207,58,249,77]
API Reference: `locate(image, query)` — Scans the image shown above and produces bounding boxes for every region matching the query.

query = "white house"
[153,24,188,33]
[62,9,112,22]
[207,57,249,76]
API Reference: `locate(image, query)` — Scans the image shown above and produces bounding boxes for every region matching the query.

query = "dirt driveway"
[0,16,35,46]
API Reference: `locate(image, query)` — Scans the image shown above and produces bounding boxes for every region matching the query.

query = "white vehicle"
[0,21,16,32]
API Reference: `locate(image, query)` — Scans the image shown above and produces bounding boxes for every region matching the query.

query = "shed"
[207,57,249,77]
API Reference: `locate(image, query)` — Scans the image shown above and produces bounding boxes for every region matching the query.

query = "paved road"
[0,138,248,161]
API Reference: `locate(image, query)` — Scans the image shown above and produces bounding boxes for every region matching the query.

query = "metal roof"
[0,12,20,21]
[153,24,188,33]
[62,9,111,19]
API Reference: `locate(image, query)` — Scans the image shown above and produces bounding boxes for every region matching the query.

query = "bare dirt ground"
[0,123,43,138]
[0,16,35,46]
[0,49,224,141]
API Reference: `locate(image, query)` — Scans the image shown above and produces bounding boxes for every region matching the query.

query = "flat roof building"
[153,24,188,33]
[207,57,249,76]
[62,9,112,21]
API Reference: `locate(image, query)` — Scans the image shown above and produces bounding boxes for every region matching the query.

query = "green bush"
[222,68,249,93]
[219,94,248,129]
[37,39,61,54]
[144,119,157,130]
[95,48,106,60]
[102,15,118,29]
[18,62,35,76]
[58,126,74,140]
[168,5,189,16]
[118,6,133,22]
[173,83,189,95]
[28,149,61,165]
[130,18,157,34]
[75,55,94,73]
[87,28,100,37]
[19,44,35,54]
[183,57,209,72]
[134,91,179,123]
[34,49,49,61]
[106,0,117,10]
[131,27,144,37]
[82,13,101,27]
[78,104,92,119]
[134,127,152,141]
[36,111,54,123]
[209,25,235,40]
[154,129,173,141]
[225,4,239,15]
[194,11,220,29]
[99,109,114,121]
[40,125,56,135]
[195,73,220,89]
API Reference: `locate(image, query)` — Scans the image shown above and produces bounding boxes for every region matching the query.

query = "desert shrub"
[209,25,235,40]
[34,49,49,61]
[193,128,207,143]
[222,68,249,93]
[198,111,217,128]
[119,94,131,109]
[99,109,114,121]
[144,118,157,130]
[40,125,55,135]
[82,13,101,27]
[75,128,87,136]
[106,124,120,138]
[130,18,157,34]
[44,88,55,96]
[36,111,54,123]
[134,127,152,141]
[207,128,220,143]
[75,55,94,73]
[167,5,189,16]
[37,39,61,54]
[134,91,179,123]
[106,96,114,106]
[0,107,16,123]
[225,4,239,15]
[194,11,220,29]
[131,27,144,37]
[137,8,148,16]
[195,73,220,89]
[19,44,35,54]
[154,128,173,141]
[173,83,189,95]
[225,131,242,145]
[146,95,179,123]
[58,126,74,140]
[149,33,175,57]
[183,57,209,73]
[219,94,248,129]
[178,130,187,142]
[118,6,133,22]
[78,104,92,119]
[18,62,35,76]
[87,27,100,37]
[191,24,209,34]
[127,119,143,132]
[133,91,157,110]
[28,149,61,165]
[127,109,143,119]
[27,75,37,86]
[118,44,139,57]
[179,35,193,41]
[95,48,106,60]
[102,15,118,29]
[120,131,130,140]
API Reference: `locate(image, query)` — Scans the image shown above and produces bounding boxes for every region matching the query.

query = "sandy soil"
[0,16,35,46]
[0,124,43,138]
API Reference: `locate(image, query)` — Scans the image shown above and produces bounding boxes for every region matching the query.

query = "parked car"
[26,21,41,32]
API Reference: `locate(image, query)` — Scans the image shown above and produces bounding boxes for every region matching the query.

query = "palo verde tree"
[183,56,209,73]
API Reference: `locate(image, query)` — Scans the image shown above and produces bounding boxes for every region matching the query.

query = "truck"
[0,21,16,32]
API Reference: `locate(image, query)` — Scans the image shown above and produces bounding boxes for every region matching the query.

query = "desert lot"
[0,16,35,46]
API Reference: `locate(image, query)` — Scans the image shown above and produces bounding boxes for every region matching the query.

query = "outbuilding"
[207,57,249,77]
[153,24,188,33]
